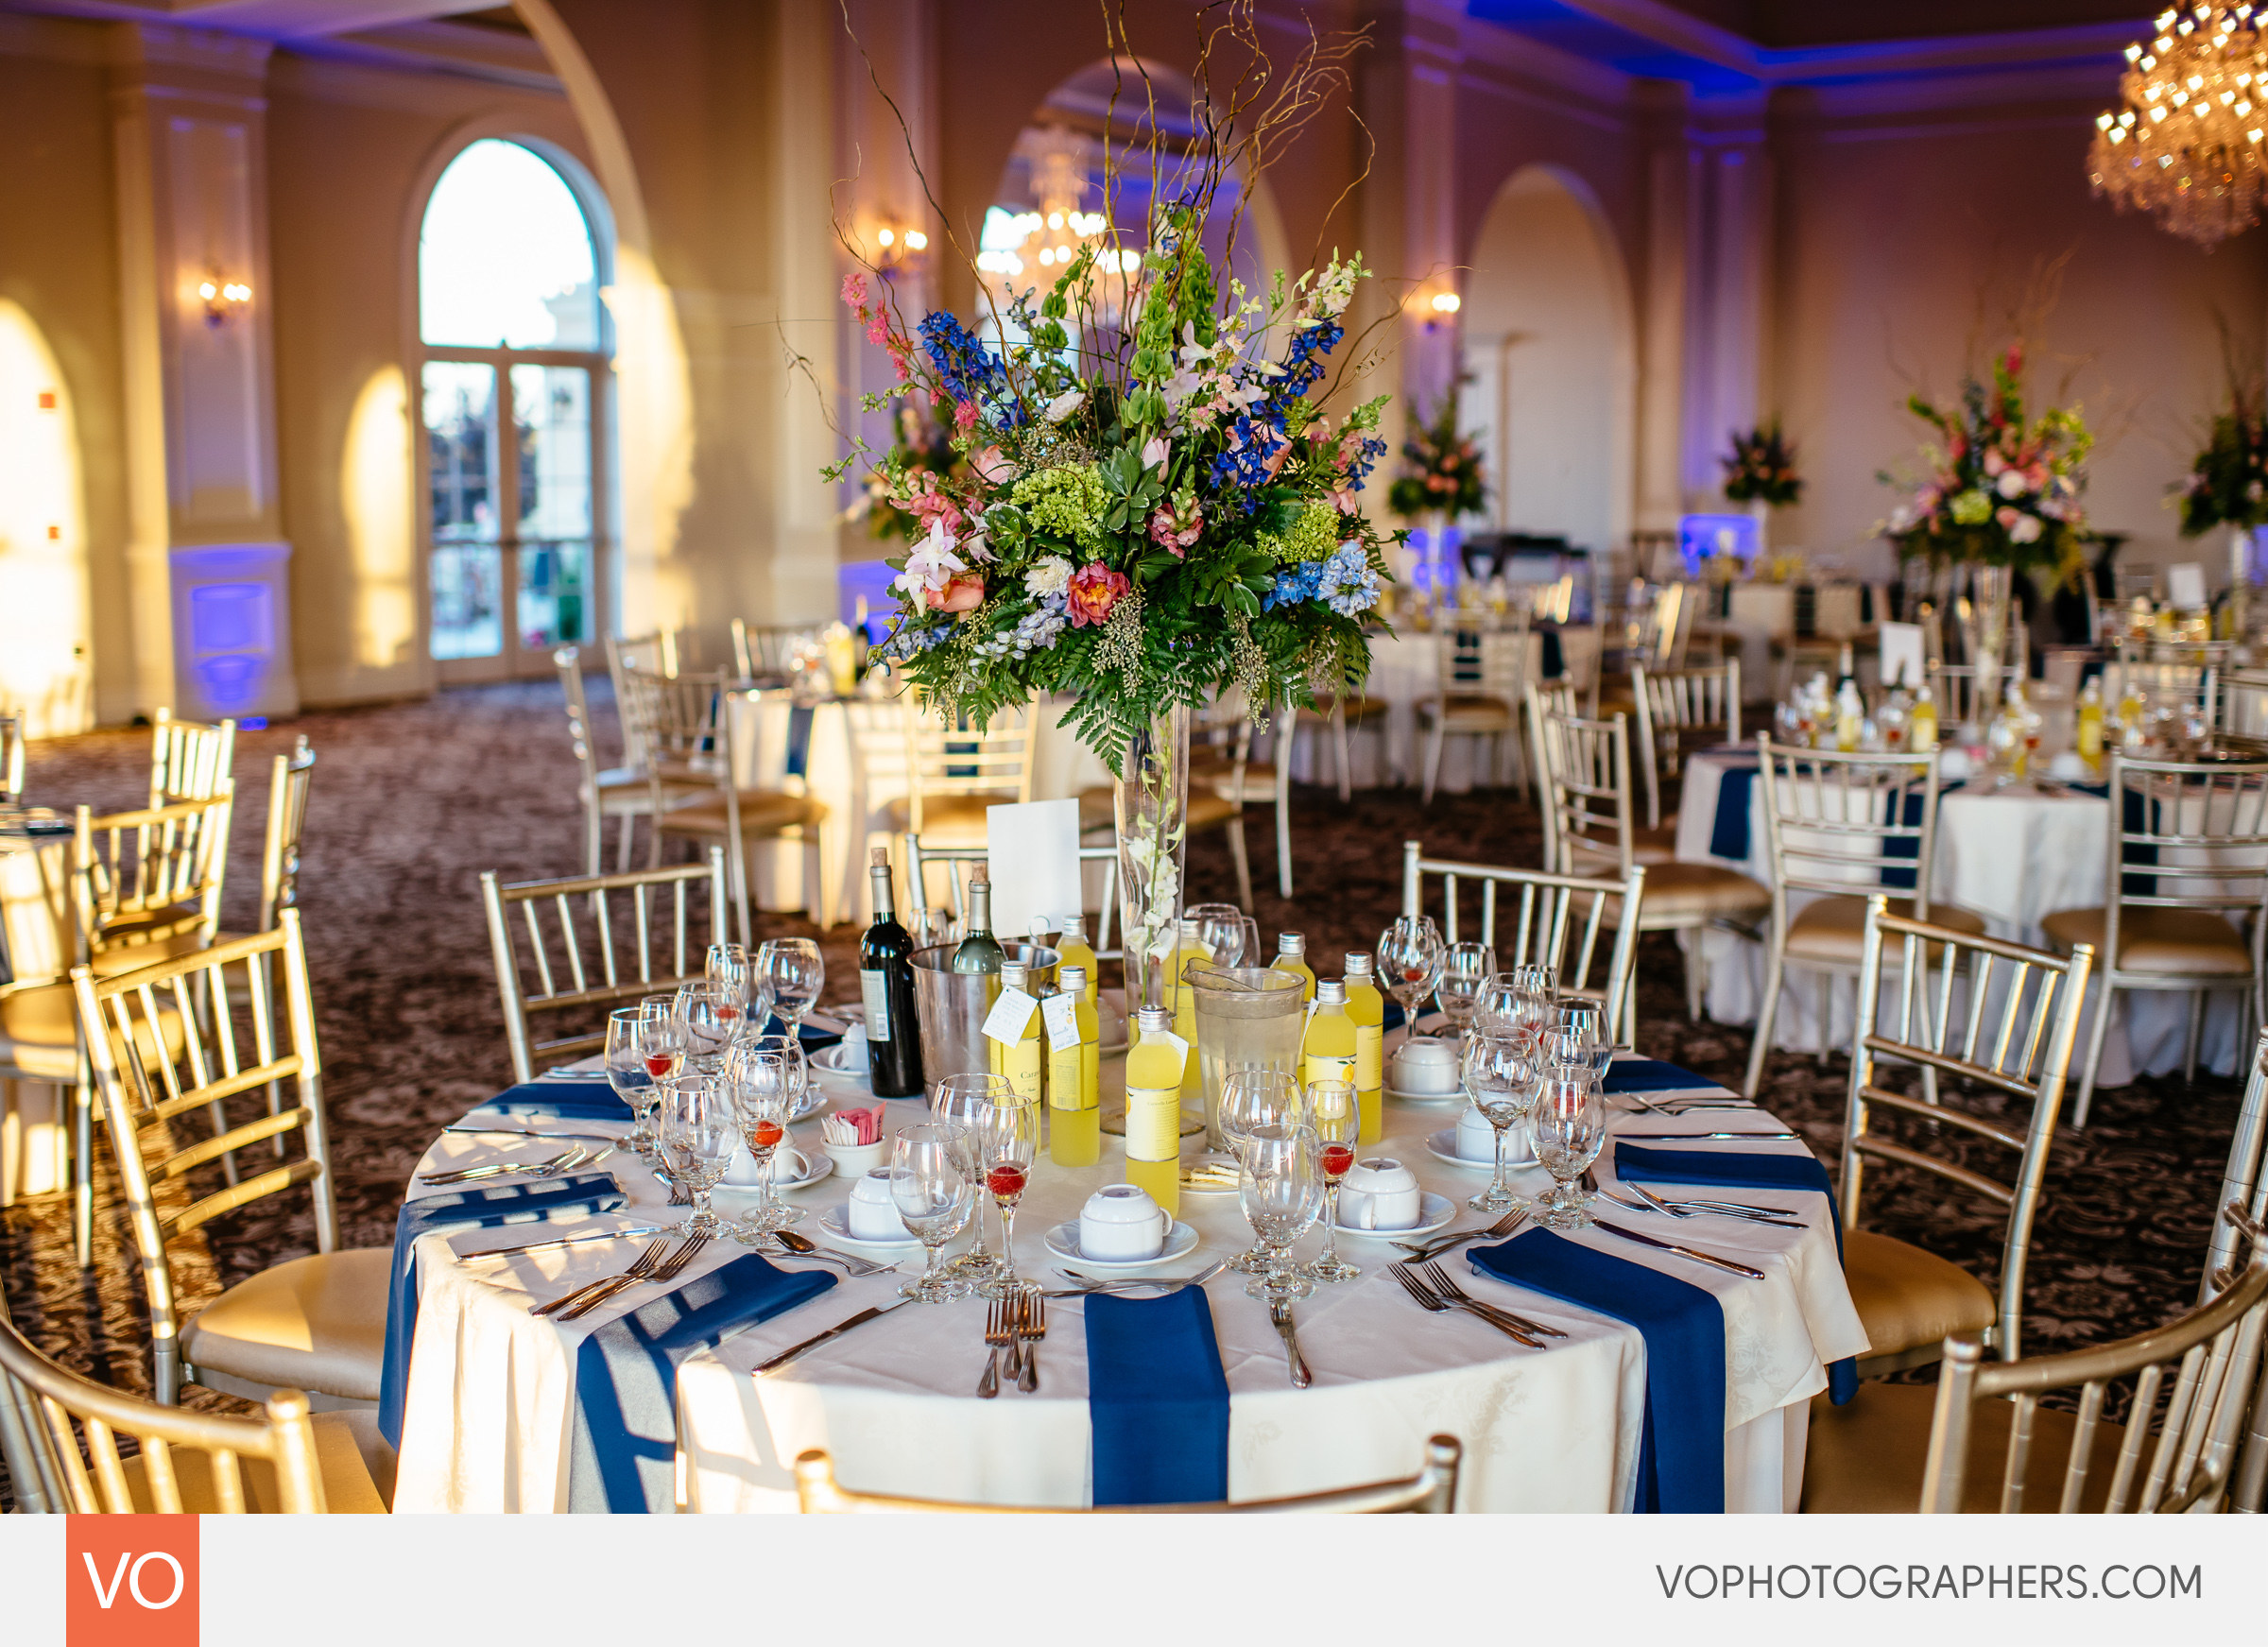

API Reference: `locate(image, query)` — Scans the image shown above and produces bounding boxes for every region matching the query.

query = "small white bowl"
[821,1137,888,1178]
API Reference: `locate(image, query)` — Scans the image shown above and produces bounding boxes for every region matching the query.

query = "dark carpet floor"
[1,679,2246,1439]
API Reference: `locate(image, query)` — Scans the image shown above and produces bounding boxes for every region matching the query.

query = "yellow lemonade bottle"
[1302,980,1358,1102]
[2077,678,2105,776]
[1047,966,1102,1167]
[1056,915,1099,1006]
[985,960,1044,1108]
[1271,931,1317,1003]
[1907,684,1939,754]
[1123,1006,1187,1214]
[1342,952,1386,1143]
[1172,917,1211,1107]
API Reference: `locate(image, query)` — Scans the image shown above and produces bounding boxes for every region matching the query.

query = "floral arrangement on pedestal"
[2175,379,2268,537]
[1385,389,1486,522]
[1721,421,1802,507]
[860,399,969,544]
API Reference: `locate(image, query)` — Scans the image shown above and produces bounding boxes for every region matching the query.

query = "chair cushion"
[96,902,207,965]
[1801,1381,2120,1513]
[1418,695,1516,730]
[880,792,1021,840]
[1185,791,1240,831]
[1630,823,1681,865]
[1843,1227,1996,1364]
[1784,896,1989,965]
[2039,904,2253,977]
[181,1248,390,1403]
[1,984,187,1080]
[1297,697,1390,725]
[1193,760,1279,803]
[660,789,827,837]
[121,1408,392,1513]
[1603,861,1769,924]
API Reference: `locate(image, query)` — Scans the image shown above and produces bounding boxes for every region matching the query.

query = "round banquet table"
[389,1032,1866,1514]
[1674,746,2250,1087]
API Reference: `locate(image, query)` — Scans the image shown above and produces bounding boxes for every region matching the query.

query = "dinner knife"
[444,1125,621,1142]
[754,1296,915,1374]
[1589,1217,1766,1280]
[1622,1129,1800,1142]
[458,1225,668,1260]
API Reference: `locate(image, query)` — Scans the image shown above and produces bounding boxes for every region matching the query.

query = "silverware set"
[763,1230,897,1278]
[1610,1090,1756,1116]
[460,1225,668,1261]
[976,1295,1046,1398]
[1582,1169,1805,1229]
[1387,1261,1565,1347]
[1391,1208,1528,1262]
[531,1230,713,1321]
[420,1142,610,1186]
[1269,1297,1311,1388]
[1042,1260,1228,1298]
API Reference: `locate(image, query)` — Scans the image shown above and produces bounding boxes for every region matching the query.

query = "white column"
[1634,82,1692,534]
[109,22,297,721]
[1679,112,1771,509]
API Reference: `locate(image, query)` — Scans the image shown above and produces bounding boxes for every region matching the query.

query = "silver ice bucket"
[911,942,1059,1100]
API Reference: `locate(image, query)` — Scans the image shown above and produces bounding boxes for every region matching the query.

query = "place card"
[984,798,1081,938]
[1040,989,1086,1045]
[2167,561,2208,610]
[1878,621,1925,692]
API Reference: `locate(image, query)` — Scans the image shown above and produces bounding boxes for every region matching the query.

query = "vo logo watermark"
[66,1517,197,1647]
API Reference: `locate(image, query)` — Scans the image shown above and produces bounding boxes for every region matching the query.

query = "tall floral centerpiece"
[2174,378,2268,635]
[1387,390,1486,604]
[1721,420,1802,560]
[1878,344,2092,727]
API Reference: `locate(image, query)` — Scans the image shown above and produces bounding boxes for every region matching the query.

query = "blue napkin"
[784,703,816,780]
[1605,1058,1715,1092]
[1085,1287,1230,1506]
[1539,627,1566,680]
[754,1015,847,1053]
[477,1082,635,1122]
[1709,766,1759,861]
[1615,1141,1857,1404]
[1469,1228,1727,1512]
[567,1253,837,1513]
[378,1172,626,1446]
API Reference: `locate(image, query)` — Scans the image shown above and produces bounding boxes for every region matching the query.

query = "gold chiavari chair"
[1630,660,1741,833]
[2221,668,2268,737]
[2105,654,2219,729]
[0,710,24,803]
[1418,621,1531,804]
[2041,749,2268,1127]
[71,912,387,1409]
[481,848,729,1085]
[1529,689,1766,1035]
[558,644,699,874]
[731,618,825,680]
[791,1435,1463,1513]
[148,707,234,807]
[1741,739,1988,1099]
[887,696,1038,850]
[73,791,234,974]
[1400,841,1645,1044]
[1805,1224,2268,1514]
[2207,1028,2268,1309]
[604,627,680,773]
[1193,690,1294,903]
[0,1299,390,1513]
[249,738,314,938]
[906,833,1123,961]
[1834,896,2093,1380]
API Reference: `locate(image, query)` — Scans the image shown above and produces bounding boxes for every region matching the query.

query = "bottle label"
[1040,991,1086,1046]
[1001,1041,1042,1106]
[1048,1045,1091,1110]
[1304,1053,1356,1090]
[858,968,891,1038]
[1355,1024,1383,1092]
[982,987,1039,1042]
[1125,1086,1181,1162]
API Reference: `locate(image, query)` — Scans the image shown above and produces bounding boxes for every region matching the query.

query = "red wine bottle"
[859,848,924,1098]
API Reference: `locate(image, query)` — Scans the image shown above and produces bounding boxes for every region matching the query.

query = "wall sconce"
[871,220,929,274]
[1418,287,1461,335]
[197,273,251,328]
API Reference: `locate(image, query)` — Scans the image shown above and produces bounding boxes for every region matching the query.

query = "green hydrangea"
[1010,464,1111,555]
[1949,489,1993,526]
[1259,499,1342,564]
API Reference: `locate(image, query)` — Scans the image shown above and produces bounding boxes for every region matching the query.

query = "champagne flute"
[656,1074,736,1236]
[1531,1068,1607,1229]
[1239,1124,1322,1302]
[627,1005,687,1158]
[757,938,825,1037]
[978,1089,1041,1299]
[1376,916,1447,1034]
[930,1072,1011,1281]
[704,942,753,1028]
[890,1124,975,1302]
[1435,941,1496,1045]
[1304,1080,1360,1284]
[741,1031,809,1120]
[1464,1030,1539,1214]
[725,1045,802,1237]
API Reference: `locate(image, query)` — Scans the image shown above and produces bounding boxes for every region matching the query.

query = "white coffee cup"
[1078,1184,1171,1261]
[1391,1037,1460,1095]
[1337,1158,1423,1229]
[724,1143,806,1189]
[846,1167,910,1240]
[1455,1103,1501,1162]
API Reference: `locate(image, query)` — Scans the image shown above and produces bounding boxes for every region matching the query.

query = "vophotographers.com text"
[1656,1564,2202,1602]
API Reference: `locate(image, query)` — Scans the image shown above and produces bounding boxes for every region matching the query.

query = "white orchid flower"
[1044,389,1086,423]
[892,518,967,599]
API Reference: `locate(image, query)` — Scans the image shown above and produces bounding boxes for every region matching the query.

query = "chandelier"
[2091,5,2268,249]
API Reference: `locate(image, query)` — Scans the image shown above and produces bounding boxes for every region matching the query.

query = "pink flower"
[898,472,965,537]
[1331,485,1359,514]
[1262,437,1293,479]
[972,445,1017,485]
[924,573,986,613]
[841,271,869,310]
[866,317,888,346]
[953,399,980,433]
[1065,563,1131,627]
[1143,436,1171,472]
[1147,499,1202,556]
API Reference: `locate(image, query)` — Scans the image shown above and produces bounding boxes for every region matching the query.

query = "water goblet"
[1377,916,1447,1032]
[1465,1031,1539,1215]
[890,1124,975,1302]
[676,982,740,1072]
[1187,902,1259,969]
[1531,1068,1607,1229]
[756,938,825,1037]
[977,1089,1041,1298]
[930,1072,1011,1281]
[1472,971,1523,1038]
[655,1074,736,1237]
[1216,1066,1305,1269]
[1303,1080,1361,1283]
[1239,1124,1322,1302]
[604,1006,656,1152]
[704,942,753,1027]
[725,1045,804,1238]
[1436,941,1496,1045]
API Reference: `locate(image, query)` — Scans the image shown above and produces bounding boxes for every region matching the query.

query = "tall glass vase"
[2231,523,2254,644]
[1747,496,1771,565]
[1959,563,2013,732]
[1113,706,1191,1015]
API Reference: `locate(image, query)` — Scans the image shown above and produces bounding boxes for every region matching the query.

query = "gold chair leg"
[2184,989,2205,1084]
[1226,816,1253,915]
[73,1071,94,1269]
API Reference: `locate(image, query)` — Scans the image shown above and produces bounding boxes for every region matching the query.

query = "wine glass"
[704,942,753,1026]
[655,1074,736,1236]
[1303,1080,1360,1284]
[676,982,740,1071]
[1509,963,1559,1036]
[725,1045,803,1238]
[1553,1002,1617,1086]
[890,1124,975,1302]
[740,1032,809,1121]
[1187,902,1258,968]
[627,1005,687,1158]
[604,1007,654,1151]
[977,1089,1041,1298]
[930,1072,1011,1281]
[1464,1030,1539,1214]
[1472,971,1523,1038]
[1376,916,1447,1033]
[1239,1124,1322,1302]
[1435,942,1496,1045]
[1216,1066,1304,1273]
[1531,1067,1607,1229]
[756,937,825,1036]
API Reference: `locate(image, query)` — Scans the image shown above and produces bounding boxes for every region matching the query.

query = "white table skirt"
[1675,748,2249,1086]
[389,1040,1865,1513]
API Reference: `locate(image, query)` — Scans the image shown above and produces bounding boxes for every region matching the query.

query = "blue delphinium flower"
[1209,416,1285,515]
[1316,543,1380,616]
[1264,559,1326,611]
[1266,319,1342,415]
[1344,434,1387,489]
[919,311,1008,410]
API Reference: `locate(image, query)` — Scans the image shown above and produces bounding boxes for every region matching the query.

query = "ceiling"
[1648,1,2156,49]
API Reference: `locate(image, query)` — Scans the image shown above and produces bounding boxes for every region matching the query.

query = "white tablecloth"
[389,1040,1866,1513]
[1675,748,2248,1086]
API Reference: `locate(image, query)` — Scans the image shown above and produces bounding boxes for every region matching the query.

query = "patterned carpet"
[0,678,2247,1449]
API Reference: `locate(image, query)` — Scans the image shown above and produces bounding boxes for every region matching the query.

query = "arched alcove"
[0,300,90,735]
[1459,165,1637,555]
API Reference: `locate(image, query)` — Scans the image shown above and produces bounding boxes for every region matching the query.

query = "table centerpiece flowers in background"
[1720,420,1802,559]
[1877,342,2093,728]
[2174,372,2268,636]
[829,36,1397,1014]
[857,397,970,545]
[1386,386,1486,608]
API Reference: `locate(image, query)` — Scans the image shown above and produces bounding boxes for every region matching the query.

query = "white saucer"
[1330,1190,1456,1240]
[1042,1220,1200,1271]
[1385,1082,1466,1105]
[1426,1127,1537,1170]
[717,1151,833,1195]
[816,1203,922,1254]
[808,1043,872,1092]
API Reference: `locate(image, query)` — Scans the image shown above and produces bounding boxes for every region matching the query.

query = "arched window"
[418,138,612,675]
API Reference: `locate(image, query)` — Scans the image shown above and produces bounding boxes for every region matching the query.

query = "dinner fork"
[531,1239,665,1317]
[1016,1295,1045,1393]
[559,1231,710,1321]
[1420,1261,1568,1339]
[420,1144,589,1186]
[1392,1207,1527,1263]
[1387,1264,1538,1347]
[977,1300,1011,1398]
